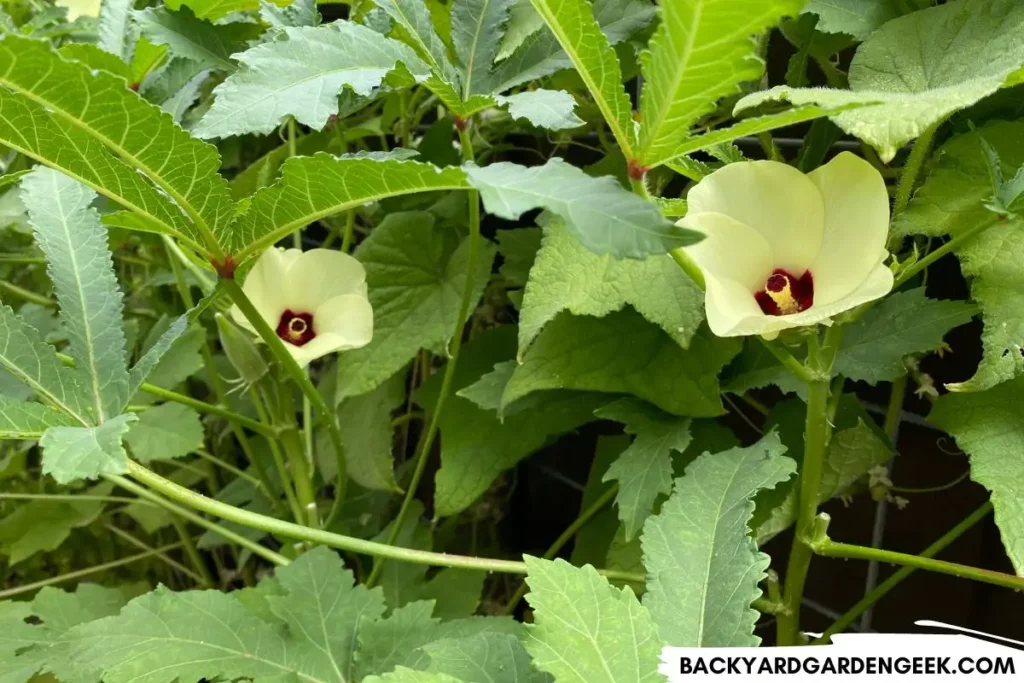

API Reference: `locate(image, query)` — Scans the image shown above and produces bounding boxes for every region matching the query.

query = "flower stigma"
[276,310,316,346]
[755,269,814,316]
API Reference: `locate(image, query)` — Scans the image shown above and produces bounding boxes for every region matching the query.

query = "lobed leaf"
[0,34,235,254]
[134,6,261,72]
[39,413,137,484]
[523,0,634,155]
[523,556,662,683]
[641,432,794,646]
[123,402,203,462]
[465,158,701,259]
[232,154,470,260]
[597,398,692,541]
[0,396,76,440]
[737,0,1024,161]
[636,0,804,167]
[22,168,131,423]
[517,216,703,355]
[451,0,516,99]
[194,22,429,139]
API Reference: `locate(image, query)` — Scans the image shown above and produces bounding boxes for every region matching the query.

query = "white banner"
[660,622,1024,681]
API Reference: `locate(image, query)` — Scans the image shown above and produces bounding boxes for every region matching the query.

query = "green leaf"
[419,326,605,517]
[523,556,662,683]
[336,211,495,401]
[261,0,320,28]
[376,0,460,86]
[0,396,76,440]
[495,0,543,61]
[494,89,583,130]
[364,671,463,683]
[451,0,515,99]
[0,483,113,565]
[487,0,654,93]
[60,43,133,81]
[22,168,131,423]
[123,402,203,462]
[635,0,803,167]
[127,315,190,397]
[422,632,551,683]
[98,0,136,61]
[662,105,848,168]
[596,398,691,541]
[57,547,386,683]
[465,159,700,259]
[337,371,405,491]
[195,23,428,139]
[571,435,628,567]
[524,0,634,155]
[804,0,931,41]
[503,310,740,418]
[232,154,469,260]
[0,305,88,425]
[0,583,128,682]
[737,0,1024,161]
[835,288,978,384]
[641,432,794,647]
[134,7,260,72]
[0,34,235,254]
[752,396,892,544]
[931,378,1024,574]
[39,413,137,484]
[518,216,703,355]
[892,122,1024,391]
[356,599,521,678]
[166,0,256,20]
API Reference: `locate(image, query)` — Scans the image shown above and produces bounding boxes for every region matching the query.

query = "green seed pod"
[215,312,268,384]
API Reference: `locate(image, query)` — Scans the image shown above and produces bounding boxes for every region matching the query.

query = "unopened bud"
[215,312,268,384]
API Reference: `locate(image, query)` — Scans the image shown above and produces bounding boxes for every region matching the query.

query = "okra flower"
[230,248,373,367]
[677,153,893,338]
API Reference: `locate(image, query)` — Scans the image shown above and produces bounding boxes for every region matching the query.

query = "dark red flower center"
[276,310,316,346]
[754,269,814,316]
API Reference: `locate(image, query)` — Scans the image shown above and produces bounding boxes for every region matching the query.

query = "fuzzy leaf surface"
[641,432,794,646]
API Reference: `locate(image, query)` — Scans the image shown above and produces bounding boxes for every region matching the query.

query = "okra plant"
[1,0,1023,679]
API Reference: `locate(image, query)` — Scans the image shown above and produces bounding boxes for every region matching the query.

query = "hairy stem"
[220,277,347,508]
[365,121,484,587]
[170,516,214,587]
[777,325,843,645]
[125,459,643,582]
[107,473,290,566]
[815,502,993,643]
[893,121,940,217]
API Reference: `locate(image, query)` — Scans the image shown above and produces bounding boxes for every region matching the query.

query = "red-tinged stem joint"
[627,159,648,181]
[453,116,468,132]
[211,255,238,280]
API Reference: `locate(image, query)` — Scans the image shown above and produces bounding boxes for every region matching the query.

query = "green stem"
[138,383,275,437]
[107,473,290,566]
[668,247,706,290]
[0,492,156,505]
[252,384,304,523]
[170,516,214,587]
[125,459,642,581]
[777,326,843,645]
[220,277,347,506]
[894,122,940,217]
[759,338,816,383]
[103,523,204,583]
[815,502,993,643]
[365,121,484,588]
[194,449,263,488]
[0,280,55,307]
[502,484,619,615]
[340,211,356,253]
[0,541,186,600]
[883,376,907,442]
[0,254,46,265]
[282,427,318,528]
[814,533,1024,592]
[894,217,998,288]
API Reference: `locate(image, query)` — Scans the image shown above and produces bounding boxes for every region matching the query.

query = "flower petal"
[678,212,774,291]
[284,249,368,313]
[314,294,374,350]
[231,247,300,333]
[285,334,347,368]
[686,160,825,273]
[703,274,771,337]
[707,260,893,337]
[807,152,891,304]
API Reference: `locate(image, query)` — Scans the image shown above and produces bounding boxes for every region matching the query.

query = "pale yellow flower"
[677,153,893,338]
[230,248,373,367]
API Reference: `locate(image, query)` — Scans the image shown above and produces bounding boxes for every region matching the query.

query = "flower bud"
[215,312,268,383]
